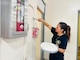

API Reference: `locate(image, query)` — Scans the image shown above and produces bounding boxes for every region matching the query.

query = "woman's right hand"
[38,18,44,22]
[38,18,52,30]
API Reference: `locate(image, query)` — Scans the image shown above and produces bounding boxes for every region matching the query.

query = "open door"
[36,8,44,60]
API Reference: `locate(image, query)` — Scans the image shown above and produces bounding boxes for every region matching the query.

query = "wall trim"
[37,0,45,13]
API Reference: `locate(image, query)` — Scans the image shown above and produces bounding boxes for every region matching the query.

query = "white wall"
[0,0,38,60]
[44,0,80,60]
[0,0,1,37]
[0,0,79,60]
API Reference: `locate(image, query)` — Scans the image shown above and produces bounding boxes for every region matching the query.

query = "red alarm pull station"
[16,0,24,32]
[32,27,39,38]
[16,22,24,31]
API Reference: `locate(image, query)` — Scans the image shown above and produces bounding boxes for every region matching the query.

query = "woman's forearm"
[43,20,52,29]
[58,48,65,53]
[38,18,52,29]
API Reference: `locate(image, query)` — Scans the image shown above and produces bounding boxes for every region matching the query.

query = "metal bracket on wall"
[28,4,38,28]
[28,4,38,21]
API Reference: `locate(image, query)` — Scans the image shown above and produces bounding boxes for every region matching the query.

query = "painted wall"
[44,0,80,60]
[0,0,1,37]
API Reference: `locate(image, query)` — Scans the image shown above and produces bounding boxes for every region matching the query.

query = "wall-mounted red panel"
[1,0,28,39]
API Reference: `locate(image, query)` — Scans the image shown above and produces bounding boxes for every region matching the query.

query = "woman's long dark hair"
[59,22,71,42]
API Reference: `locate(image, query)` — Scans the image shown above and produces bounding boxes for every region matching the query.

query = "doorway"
[36,8,44,60]
[78,11,80,60]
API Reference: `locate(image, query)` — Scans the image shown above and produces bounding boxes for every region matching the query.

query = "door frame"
[36,7,44,60]
[37,0,46,60]
[77,10,80,60]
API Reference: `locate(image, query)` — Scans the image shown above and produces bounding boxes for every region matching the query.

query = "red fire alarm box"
[32,27,39,38]
[16,0,25,31]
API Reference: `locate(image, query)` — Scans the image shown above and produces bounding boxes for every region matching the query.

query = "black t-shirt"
[51,27,68,53]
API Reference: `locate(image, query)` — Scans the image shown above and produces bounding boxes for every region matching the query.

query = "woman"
[38,18,71,60]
